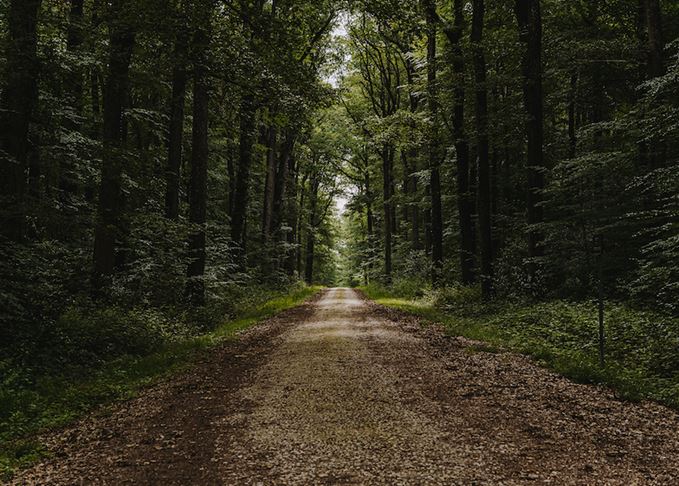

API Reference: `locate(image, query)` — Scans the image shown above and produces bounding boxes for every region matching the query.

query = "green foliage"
[364,281,679,410]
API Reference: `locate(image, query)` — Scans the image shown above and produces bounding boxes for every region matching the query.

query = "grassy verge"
[0,285,322,479]
[361,283,679,410]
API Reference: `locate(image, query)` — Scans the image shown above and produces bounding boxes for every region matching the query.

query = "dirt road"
[12,288,679,484]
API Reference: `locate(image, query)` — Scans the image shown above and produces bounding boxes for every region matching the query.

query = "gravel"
[11,288,679,485]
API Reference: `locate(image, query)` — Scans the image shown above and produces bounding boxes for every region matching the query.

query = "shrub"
[47,306,172,369]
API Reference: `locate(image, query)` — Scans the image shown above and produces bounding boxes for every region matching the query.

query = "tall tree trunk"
[186,23,210,307]
[283,149,298,275]
[364,168,375,280]
[568,72,578,159]
[305,176,320,284]
[426,0,444,286]
[446,0,475,285]
[262,124,277,239]
[59,0,86,203]
[643,0,666,169]
[401,153,411,243]
[66,0,85,112]
[405,60,422,252]
[226,138,238,217]
[644,0,664,78]
[472,0,493,298]
[515,0,545,270]
[231,95,256,251]
[92,0,136,292]
[0,0,42,242]
[381,145,393,283]
[164,30,188,220]
[272,132,294,236]
[296,174,307,276]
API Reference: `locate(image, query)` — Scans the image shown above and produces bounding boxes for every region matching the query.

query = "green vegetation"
[362,282,679,410]
[0,285,320,479]
[1,0,679,478]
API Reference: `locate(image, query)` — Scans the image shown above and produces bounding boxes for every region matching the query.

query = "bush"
[431,285,484,315]
[49,306,170,368]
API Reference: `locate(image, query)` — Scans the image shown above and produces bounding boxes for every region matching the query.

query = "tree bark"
[426,0,444,286]
[0,0,42,242]
[472,0,493,298]
[283,149,298,275]
[66,0,85,113]
[231,95,256,251]
[186,23,210,307]
[272,131,295,236]
[514,0,545,268]
[296,173,307,276]
[643,0,666,169]
[405,59,421,251]
[92,0,136,292]
[381,145,394,283]
[644,0,664,78]
[164,30,188,220]
[305,176,320,284]
[568,72,578,159]
[446,0,475,285]
[262,124,277,240]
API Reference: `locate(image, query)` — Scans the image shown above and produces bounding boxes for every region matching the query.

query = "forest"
[1,0,679,481]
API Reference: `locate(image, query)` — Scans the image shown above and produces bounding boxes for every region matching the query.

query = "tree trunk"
[296,174,307,276]
[643,0,666,169]
[644,0,664,78]
[58,0,86,203]
[381,145,393,284]
[514,0,545,269]
[164,31,188,220]
[92,0,136,292]
[426,0,444,286]
[186,24,210,307]
[0,0,42,242]
[446,0,475,285]
[66,0,85,112]
[231,95,256,250]
[262,124,277,240]
[305,176,320,284]
[568,72,578,159]
[472,0,493,298]
[283,150,298,275]
[272,132,294,236]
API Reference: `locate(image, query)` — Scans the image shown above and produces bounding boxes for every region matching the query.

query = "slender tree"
[164,20,189,220]
[0,0,43,242]
[231,94,256,249]
[445,0,475,285]
[66,0,85,113]
[186,8,212,306]
[425,0,444,286]
[471,0,493,298]
[514,0,545,272]
[305,175,320,284]
[92,0,136,292]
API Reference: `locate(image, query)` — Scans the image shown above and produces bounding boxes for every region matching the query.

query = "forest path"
[12,288,679,485]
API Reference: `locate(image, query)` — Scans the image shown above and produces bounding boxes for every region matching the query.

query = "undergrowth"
[361,281,679,411]
[0,284,321,479]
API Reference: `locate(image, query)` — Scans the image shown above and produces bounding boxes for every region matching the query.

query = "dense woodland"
[1,0,679,466]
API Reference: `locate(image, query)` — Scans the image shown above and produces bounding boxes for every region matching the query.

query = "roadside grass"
[361,283,679,411]
[0,285,321,479]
